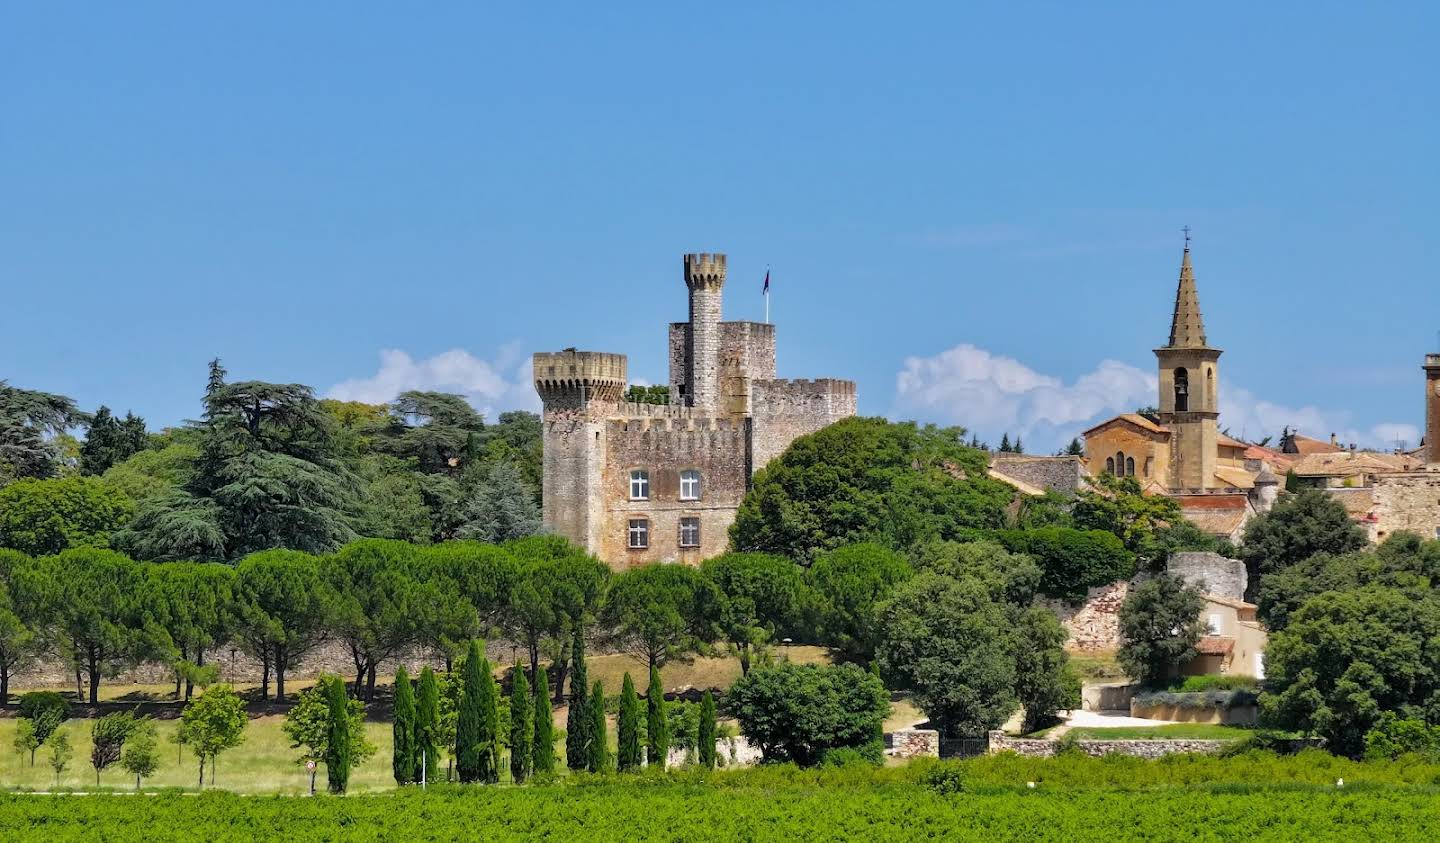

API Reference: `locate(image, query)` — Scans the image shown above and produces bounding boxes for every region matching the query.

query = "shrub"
[1176,675,1258,693]
[725,662,888,767]
[989,528,1135,600]
[18,690,69,725]
[1364,713,1440,761]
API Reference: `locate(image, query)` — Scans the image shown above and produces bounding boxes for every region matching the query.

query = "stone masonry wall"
[1045,580,1130,652]
[987,731,1231,758]
[1371,470,1440,543]
[749,379,857,473]
[889,729,941,759]
[719,321,776,381]
[1167,551,1247,601]
[989,455,1086,494]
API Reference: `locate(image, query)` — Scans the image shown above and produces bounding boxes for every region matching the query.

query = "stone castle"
[533,253,856,567]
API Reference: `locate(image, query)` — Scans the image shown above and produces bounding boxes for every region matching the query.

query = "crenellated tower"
[1155,244,1222,490]
[533,350,628,552]
[683,253,726,410]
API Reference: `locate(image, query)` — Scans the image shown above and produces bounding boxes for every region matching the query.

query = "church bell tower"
[1155,237,1221,490]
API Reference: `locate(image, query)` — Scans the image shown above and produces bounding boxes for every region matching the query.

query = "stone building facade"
[535,253,856,568]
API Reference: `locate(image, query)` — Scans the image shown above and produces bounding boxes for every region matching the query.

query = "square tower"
[1154,245,1222,490]
[1425,353,1440,464]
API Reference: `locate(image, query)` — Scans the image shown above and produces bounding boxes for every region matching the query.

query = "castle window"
[679,516,701,548]
[1174,368,1189,412]
[1105,457,1115,474]
[679,469,702,501]
[629,470,649,501]
[1125,457,1135,477]
[627,518,649,549]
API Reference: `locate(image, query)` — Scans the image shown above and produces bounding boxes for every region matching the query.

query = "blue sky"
[3,3,1436,451]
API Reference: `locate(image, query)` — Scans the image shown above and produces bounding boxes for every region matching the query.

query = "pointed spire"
[1167,244,1208,348]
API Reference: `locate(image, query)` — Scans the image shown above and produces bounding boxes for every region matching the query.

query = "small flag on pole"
[762,269,770,323]
[762,270,770,294]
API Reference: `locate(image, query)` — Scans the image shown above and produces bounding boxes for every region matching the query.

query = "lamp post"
[781,638,793,662]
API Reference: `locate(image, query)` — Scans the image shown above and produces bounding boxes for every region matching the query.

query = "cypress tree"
[510,663,534,784]
[477,655,500,784]
[324,676,352,794]
[456,641,484,783]
[646,666,669,770]
[586,680,608,773]
[564,624,590,771]
[697,691,717,769]
[392,666,417,785]
[617,673,641,772]
[532,666,555,776]
[415,667,441,784]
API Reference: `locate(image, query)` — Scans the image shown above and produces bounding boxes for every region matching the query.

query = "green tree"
[602,563,718,671]
[986,528,1135,600]
[999,433,1012,453]
[1013,607,1081,733]
[1261,587,1440,758]
[1364,712,1440,761]
[455,641,484,783]
[0,549,43,703]
[418,541,518,669]
[502,543,608,691]
[177,684,247,788]
[1116,573,1206,687]
[808,543,913,664]
[697,690,717,769]
[30,548,151,703]
[509,662,534,783]
[146,561,235,700]
[1064,437,1084,456]
[1072,473,1184,567]
[0,382,85,481]
[911,539,1040,606]
[725,662,888,766]
[0,477,135,556]
[324,539,421,700]
[320,676,351,794]
[233,549,329,701]
[586,679,608,773]
[701,552,804,675]
[1240,488,1367,588]
[18,691,68,764]
[1257,537,1439,632]
[79,406,149,476]
[731,418,1014,563]
[281,677,375,792]
[414,666,442,783]
[89,711,137,786]
[47,727,72,787]
[380,391,487,476]
[477,654,501,783]
[616,672,641,772]
[13,718,39,767]
[876,572,1016,737]
[457,461,542,543]
[392,666,417,785]
[100,442,199,505]
[120,719,159,790]
[532,665,555,776]
[565,624,591,771]
[646,665,669,770]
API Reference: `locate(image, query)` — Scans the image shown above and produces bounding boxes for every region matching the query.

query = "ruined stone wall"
[1045,580,1130,652]
[1167,552,1247,601]
[598,416,750,567]
[987,731,1232,758]
[1371,470,1440,543]
[989,455,1086,494]
[749,379,857,473]
[889,729,941,759]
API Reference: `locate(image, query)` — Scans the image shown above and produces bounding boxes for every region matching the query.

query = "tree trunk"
[275,644,287,702]
[366,662,377,701]
[260,652,271,701]
[210,755,216,785]
[88,648,101,704]
[553,654,569,705]
[187,647,203,700]
[175,645,188,699]
[135,772,141,791]
[1,665,8,705]
[528,641,540,687]
[74,661,83,701]
[739,646,751,676]
[198,756,205,789]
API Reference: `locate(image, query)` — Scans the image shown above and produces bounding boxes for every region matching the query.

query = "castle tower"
[1425,352,1440,464]
[683,253,726,410]
[1155,244,1222,490]
[532,349,627,552]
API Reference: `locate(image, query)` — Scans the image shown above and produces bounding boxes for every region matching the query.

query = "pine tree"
[509,663,533,784]
[324,676,352,794]
[532,666,555,776]
[586,680,608,773]
[414,667,441,784]
[617,673,641,772]
[565,624,590,771]
[646,666,669,770]
[477,655,500,784]
[697,691,717,769]
[999,433,1012,452]
[456,641,484,783]
[392,666,416,785]
[1013,435,1024,454]
[1065,437,1084,456]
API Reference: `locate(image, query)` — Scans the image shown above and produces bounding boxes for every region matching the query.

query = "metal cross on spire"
[1182,225,1191,249]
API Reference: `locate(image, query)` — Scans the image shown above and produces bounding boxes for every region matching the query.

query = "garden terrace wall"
[986,731,1233,758]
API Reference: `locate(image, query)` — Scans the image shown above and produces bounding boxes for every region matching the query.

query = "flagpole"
[764,265,771,324]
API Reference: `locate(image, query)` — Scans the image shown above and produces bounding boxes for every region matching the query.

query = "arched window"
[679,469,702,501]
[1174,368,1189,411]
[1207,367,1215,408]
[629,469,649,500]
[1105,457,1115,474]
[1115,451,1126,476]
[1126,456,1135,476]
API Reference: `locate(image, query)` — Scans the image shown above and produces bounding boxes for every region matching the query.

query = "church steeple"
[1166,244,1208,348]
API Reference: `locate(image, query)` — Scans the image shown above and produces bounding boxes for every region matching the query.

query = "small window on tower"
[629,470,649,500]
[679,469,702,501]
[628,519,649,549]
[1174,367,1190,412]
[679,516,701,548]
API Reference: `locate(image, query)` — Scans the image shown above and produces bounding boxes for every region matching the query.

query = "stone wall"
[986,731,1231,758]
[989,455,1086,494]
[1371,470,1440,544]
[1167,551,1247,601]
[1046,580,1130,652]
[889,728,940,759]
[719,321,776,381]
[750,379,857,473]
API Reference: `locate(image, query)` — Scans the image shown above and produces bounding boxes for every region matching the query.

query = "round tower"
[532,350,627,416]
[683,253,726,410]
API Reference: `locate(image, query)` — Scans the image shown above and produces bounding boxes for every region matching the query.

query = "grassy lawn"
[1063,723,1250,740]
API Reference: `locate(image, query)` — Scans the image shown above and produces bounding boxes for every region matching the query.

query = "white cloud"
[893,343,1418,452]
[327,344,540,418]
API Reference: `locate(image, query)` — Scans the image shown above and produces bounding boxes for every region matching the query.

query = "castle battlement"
[613,401,699,420]
[533,350,628,407]
[608,416,746,435]
[683,252,727,290]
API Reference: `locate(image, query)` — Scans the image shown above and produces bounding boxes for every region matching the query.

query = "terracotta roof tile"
[1195,636,1235,656]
